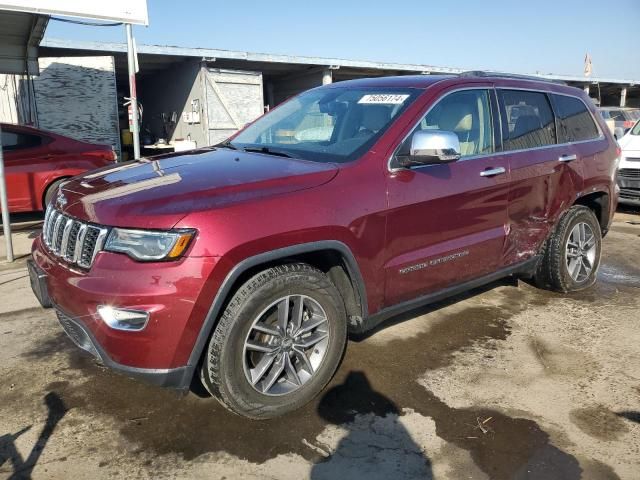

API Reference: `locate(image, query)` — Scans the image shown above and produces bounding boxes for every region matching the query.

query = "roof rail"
[459,71,567,85]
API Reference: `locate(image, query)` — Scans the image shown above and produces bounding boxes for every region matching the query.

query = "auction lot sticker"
[358,94,410,104]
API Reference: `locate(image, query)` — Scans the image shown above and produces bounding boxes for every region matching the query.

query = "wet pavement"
[1,210,639,479]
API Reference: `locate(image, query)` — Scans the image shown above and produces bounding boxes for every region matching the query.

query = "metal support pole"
[126,24,141,159]
[0,124,14,262]
[620,87,627,108]
[322,69,333,85]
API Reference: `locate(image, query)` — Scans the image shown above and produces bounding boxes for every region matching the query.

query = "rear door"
[497,89,582,266]
[550,93,611,207]
[384,87,510,306]
[2,128,48,211]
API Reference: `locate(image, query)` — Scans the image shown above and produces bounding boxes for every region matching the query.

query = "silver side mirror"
[396,130,461,168]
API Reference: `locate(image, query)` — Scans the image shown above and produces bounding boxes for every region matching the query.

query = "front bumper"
[29,236,219,389]
[55,305,192,388]
[617,169,640,206]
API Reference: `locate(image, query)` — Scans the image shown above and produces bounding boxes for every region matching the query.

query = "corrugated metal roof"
[41,37,639,86]
[0,11,48,74]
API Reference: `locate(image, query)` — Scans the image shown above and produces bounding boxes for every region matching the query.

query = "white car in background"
[618,120,640,206]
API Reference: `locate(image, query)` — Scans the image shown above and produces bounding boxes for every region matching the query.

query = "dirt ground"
[1,209,639,480]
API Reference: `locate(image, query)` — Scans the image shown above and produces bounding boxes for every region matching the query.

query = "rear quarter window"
[1,130,42,151]
[551,94,600,142]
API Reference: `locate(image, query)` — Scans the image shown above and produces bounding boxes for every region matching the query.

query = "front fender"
[181,240,368,383]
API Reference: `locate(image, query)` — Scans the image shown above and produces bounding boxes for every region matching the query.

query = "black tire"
[200,263,347,419]
[43,178,68,209]
[534,206,602,292]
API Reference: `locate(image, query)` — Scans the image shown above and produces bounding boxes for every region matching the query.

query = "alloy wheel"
[243,295,330,396]
[565,222,597,282]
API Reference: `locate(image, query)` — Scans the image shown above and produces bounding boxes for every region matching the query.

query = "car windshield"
[227,87,420,163]
[631,120,640,135]
[607,110,627,121]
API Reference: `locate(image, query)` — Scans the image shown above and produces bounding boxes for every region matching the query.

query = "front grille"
[619,168,640,179]
[42,205,108,269]
[620,188,640,201]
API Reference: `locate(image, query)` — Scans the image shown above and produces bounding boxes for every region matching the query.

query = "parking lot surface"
[1,211,639,479]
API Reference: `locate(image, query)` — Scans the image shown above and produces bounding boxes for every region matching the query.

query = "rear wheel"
[534,206,602,292]
[200,263,347,419]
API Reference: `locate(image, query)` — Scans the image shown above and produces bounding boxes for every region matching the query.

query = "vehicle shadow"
[349,276,519,342]
[0,392,68,480]
[310,371,433,480]
[616,204,640,216]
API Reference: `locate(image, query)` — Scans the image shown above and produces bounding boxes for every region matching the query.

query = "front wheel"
[200,263,347,419]
[534,206,602,292]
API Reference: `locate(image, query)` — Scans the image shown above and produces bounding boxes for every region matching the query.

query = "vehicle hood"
[58,148,338,229]
[619,133,640,152]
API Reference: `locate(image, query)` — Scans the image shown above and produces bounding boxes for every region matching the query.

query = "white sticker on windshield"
[358,94,410,105]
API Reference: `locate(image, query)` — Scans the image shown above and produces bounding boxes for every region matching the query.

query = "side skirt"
[352,256,540,334]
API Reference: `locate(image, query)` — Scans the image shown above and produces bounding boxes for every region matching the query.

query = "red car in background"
[1,123,116,212]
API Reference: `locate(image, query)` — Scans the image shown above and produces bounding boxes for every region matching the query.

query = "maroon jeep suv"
[29,73,619,419]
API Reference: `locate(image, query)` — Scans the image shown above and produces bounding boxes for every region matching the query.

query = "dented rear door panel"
[502,146,583,265]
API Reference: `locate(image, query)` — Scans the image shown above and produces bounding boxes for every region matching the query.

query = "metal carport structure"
[0,9,48,262]
[0,1,148,262]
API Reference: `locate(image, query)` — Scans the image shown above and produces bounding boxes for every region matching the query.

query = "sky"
[44,0,640,80]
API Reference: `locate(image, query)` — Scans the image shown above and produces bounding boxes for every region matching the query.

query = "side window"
[551,94,600,142]
[413,89,494,157]
[500,90,556,150]
[1,130,42,152]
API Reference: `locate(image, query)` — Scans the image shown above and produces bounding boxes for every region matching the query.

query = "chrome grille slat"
[45,210,59,247]
[65,221,81,261]
[619,168,640,179]
[41,207,108,269]
[91,229,109,266]
[52,215,65,253]
[78,225,109,269]
[43,206,53,244]
[73,224,88,264]
[60,219,74,261]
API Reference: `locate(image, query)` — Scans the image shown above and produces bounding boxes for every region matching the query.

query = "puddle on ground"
[598,264,640,288]
[2,283,596,479]
[570,405,630,441]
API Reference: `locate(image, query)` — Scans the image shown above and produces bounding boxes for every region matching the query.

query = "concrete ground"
[1,208,639,480]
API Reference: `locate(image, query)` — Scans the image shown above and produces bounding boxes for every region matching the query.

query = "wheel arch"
[574,190,611,235]
[185,240,368,380]
[42,176,72,210]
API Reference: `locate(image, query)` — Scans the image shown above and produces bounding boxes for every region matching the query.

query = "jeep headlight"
[105,228,195,261]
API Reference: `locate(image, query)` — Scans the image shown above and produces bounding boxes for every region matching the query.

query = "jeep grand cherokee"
[29,73,619,419]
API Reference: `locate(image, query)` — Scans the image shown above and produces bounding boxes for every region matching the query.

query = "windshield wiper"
[241,146,293,158]
[217,141,238,150]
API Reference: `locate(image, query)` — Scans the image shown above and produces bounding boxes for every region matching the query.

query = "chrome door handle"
[480,167,506,177]
[558,154,577,162]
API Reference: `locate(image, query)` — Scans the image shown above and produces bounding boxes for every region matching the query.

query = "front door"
[384,87,509,306]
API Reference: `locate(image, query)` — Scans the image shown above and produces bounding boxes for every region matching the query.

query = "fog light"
[97,306,149,331]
